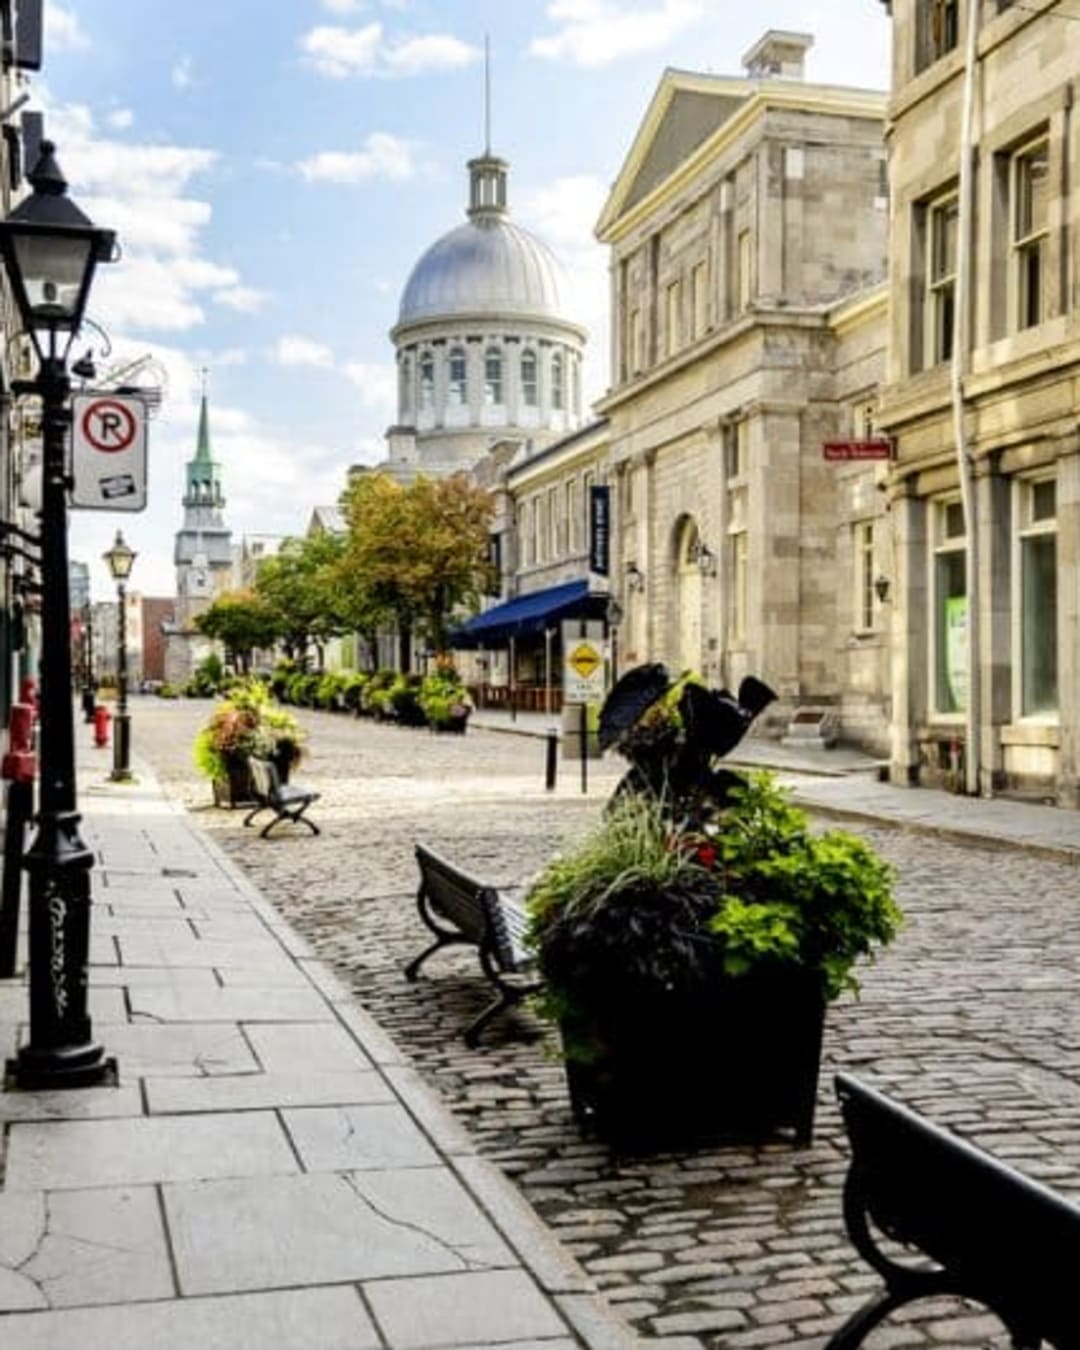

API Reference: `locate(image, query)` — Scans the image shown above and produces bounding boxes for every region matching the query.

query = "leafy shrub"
[418,666,473,727]
[388,673,425,726]
[360,669,398,718]
[157,683,180,699]
[192,678,306,783]
[316,672,347,710]
[342,673,369,712]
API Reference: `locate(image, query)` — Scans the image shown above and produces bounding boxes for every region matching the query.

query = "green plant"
[388,673,425,725]
[418,666,473,726]
[361,668,398,717]
[192,679,305,782]
[342,672,369,712]
[316,672,347,709]
[157,682,180,699]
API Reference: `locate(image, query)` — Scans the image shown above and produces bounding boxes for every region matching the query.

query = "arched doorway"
[676,517,702,675]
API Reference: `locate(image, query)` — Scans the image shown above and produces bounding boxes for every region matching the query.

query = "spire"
[467,34,508,221]
[194,390,212,463]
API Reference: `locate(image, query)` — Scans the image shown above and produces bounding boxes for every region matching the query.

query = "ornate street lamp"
[103,531,135,782]
[0,141,117,1089]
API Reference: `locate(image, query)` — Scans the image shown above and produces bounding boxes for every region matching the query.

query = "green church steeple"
[184,392,223,509]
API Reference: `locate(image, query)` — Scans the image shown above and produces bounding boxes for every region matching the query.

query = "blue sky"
[41,0,890,598]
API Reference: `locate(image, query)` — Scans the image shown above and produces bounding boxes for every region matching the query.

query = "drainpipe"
[952,0,981,795]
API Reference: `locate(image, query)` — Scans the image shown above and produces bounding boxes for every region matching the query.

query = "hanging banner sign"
[589,484,610,577]
[71,393,148,511]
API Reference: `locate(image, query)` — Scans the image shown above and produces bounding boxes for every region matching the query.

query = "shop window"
[1012,138,1049,331]
[1016,477,1058,716]
[932,499,967,715]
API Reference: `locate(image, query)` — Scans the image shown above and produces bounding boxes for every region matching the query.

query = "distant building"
[163,394,233,684]
[140,598,174,683]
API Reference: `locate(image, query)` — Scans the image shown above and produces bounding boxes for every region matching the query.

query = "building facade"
[163,394,233,685]
[594,31,893,748]
[877,0,1080,800]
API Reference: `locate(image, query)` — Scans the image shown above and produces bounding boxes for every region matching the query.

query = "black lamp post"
[0,141,116,1089]
[103,531,135,781]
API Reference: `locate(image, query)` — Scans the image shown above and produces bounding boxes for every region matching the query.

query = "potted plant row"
[525,665,902,1150]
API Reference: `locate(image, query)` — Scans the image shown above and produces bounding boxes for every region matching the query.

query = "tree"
[340,472,494,665]
[194,591,279,674]
[254,532,346,668]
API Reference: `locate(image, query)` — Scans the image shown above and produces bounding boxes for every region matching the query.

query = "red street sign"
[823,440,893,462]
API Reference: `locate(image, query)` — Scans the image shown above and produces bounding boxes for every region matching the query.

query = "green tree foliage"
[194,592,279,674]
[254,532,346,669]
[339,472,494,657]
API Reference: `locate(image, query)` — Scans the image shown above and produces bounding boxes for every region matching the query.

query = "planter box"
[431,712,469,734]
[560,965,826,1150]
[211,747,295,809]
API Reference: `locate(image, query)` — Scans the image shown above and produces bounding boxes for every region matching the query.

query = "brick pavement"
[133,696,1080,1349]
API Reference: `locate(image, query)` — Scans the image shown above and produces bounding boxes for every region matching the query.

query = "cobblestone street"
[129,696,1080,1349]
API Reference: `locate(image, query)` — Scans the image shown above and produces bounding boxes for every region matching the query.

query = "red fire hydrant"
[93,704,111,749]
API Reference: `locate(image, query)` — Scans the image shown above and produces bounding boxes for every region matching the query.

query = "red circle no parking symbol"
[81,399,137,453]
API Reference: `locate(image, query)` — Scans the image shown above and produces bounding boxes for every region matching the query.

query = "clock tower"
[163,388,234,685]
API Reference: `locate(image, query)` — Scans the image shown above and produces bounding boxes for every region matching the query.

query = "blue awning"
[452,579,606,648]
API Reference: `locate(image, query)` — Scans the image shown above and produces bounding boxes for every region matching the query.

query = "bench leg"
[243,803,266,828]
[463,987,525,1048]
[404,931,472,981]
[824,1290,908,1349]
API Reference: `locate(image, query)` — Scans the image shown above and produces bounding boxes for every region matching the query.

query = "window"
[724,418,747,479]
[666,279,682,356]
[729,531,748,642]
[1016,477,1057,716]
[737,230,752,311]
[692,261,708,338]
[447,348,467,405]
[918,0,958,70]
[419,352,435,410]
[521,349,538,406]
[926,194,958,366]
[551,351,565,410]
[1012,139,1049,330]
[855,521,876,632]
[484,348,503,405]
[932,499,967,715]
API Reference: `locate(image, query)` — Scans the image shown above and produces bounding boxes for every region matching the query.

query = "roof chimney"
[742,30,814,81]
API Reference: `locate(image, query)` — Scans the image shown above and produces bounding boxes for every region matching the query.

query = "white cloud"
[296,133,416,184]
[343,361,397,413]
[106,108,134,130]
[172,56,193,90]
[214,285,270,314]
[215,347,250,367]
[45,4,89,51]
[300,22,478,79]
[530,0,704,67]
[273,336,335,369]
[322,0,366,10]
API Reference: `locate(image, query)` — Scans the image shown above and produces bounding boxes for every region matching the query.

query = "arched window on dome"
[551,351,565,411]
[419,351,435,411]
[521,349,538,407]
[484,347,503,405]
[399,353,413,416]
[448,347,467,406]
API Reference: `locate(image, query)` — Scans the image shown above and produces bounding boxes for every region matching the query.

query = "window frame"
[419,351,435,411]
[447,346,467,406]
[854,520,876,634]
[484,347,503,406]
[925,192,959,368]
[1011,137,1050,332]
[520,348,538,407]
[929,497,968,719]
[551,351,565,410]
[1012,475,1059,720]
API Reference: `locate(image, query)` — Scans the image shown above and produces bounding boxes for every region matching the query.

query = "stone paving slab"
[98,1022,259,1077]
[145,1068,394,1114]
[364,1269,570,1347]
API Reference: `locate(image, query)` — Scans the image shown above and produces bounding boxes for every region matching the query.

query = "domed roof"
[397,152,573,328]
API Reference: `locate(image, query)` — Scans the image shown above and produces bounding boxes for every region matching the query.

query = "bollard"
[0,704,36,978]
[545,727,558,791]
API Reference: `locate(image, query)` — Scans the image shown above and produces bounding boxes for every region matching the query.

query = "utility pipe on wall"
[951,0,982,795]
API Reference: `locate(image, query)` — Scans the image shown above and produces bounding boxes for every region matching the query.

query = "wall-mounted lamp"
[873,574,890,603]
[625,561,646,592]
[695,541,718,577]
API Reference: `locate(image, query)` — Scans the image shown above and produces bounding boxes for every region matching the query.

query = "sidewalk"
[0,738,636,1350]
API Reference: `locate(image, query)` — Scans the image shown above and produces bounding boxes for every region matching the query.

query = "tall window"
[933,499,967,715]
[484,348,503,405]
[521,349,538,406]
[692,261,708,339]
[666,279,682,356]
[918,0,958,70]
[1017,478,1058,716]
[855,521,876,632]
[728,531,748,642]
[551,351,565,410]
[926,194,958,367]
[1012,139,1049,331]
[724,418,747,479]
[419,351,435,410]
[448,347,467,405]
[737,230,752,311]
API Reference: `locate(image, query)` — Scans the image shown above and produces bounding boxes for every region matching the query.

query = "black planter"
[431,712,469,734]
[560,964,826,1150]
[213,755,255,808]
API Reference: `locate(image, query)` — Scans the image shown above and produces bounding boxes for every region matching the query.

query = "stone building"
[162,394,233,685]
[594,30,893,749]
[877,0,1080,801]
[370,139,587,483]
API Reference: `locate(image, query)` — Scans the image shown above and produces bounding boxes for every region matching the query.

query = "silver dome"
[398,215,570,326]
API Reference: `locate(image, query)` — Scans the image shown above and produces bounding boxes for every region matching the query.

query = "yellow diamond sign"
[569,643,601,680]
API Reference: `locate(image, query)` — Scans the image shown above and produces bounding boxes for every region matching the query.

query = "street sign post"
[71,393,148,511]
[562,619,605,795]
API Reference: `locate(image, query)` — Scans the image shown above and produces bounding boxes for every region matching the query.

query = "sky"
[37,0,891,599]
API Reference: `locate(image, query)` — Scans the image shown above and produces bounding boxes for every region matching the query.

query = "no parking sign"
[70,393,148,511]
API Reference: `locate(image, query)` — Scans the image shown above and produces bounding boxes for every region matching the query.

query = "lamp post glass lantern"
[0,141,117,1090]
[104,532,135,782]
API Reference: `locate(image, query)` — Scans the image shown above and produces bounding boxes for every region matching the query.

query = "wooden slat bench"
[243,758,321,839]
[406,843,538,1047]
[826,1072,1080,1349]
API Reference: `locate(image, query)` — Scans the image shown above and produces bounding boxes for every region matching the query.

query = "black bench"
[242,758,321,839]
[827,1072,1080,1349]
[406,843,538,1047]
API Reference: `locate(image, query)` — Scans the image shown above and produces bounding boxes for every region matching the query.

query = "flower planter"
[213,755,256,808]
[431,711,469,734]
[560,964,826,1150]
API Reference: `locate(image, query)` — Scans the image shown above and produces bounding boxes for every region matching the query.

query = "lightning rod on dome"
[484,34,491,155]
